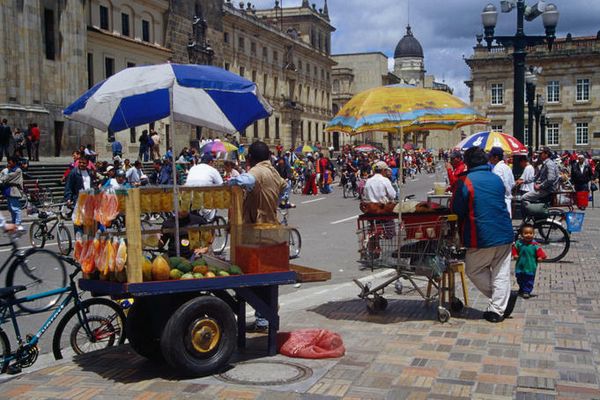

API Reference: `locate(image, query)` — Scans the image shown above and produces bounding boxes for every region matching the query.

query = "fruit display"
[139,254,243,282]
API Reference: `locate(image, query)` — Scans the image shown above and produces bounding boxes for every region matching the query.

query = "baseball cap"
[200,153,214,163]
[105,166,114,173]
[374,161,389,171]
[488,147,504,158]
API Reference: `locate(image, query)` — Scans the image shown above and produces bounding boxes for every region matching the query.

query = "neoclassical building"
[466,33,600,152]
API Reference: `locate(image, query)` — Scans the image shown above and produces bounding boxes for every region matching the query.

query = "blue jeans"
[7,196,22,225]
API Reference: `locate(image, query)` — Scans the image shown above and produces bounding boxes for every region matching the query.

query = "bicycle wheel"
[289,228,302,259]
[29,221,47,248]
[56,225,72,256]
[52,298,126,360]
[534,220,570,263]
[6,249,67,313]
[0,328,10,374]
[211,216,228,255]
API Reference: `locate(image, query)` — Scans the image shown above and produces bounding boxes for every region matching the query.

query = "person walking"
[111,138,123,158]
[451,147,518,323]
[570,153,593,209]
[488,147,515,217]
[0,156,24,230]
[0,119,12,161]
[302,153,318,195]
[512,223,546,299]
[138,130,150,161]
[446,151,466,193]
[150,129,161,160]
[29,123,41,161]
[515,156,535,195]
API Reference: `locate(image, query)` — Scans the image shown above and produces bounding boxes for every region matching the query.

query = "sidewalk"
[2,209,600,399]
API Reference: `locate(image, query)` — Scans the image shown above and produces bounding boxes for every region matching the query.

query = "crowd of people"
[0,119,41,162]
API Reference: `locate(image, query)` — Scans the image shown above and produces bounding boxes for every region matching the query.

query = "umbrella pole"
[169,89,181,257]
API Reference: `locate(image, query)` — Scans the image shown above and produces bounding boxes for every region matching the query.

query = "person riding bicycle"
[521,147,560,217]
[341,158,358,192]
[363,161,396,204]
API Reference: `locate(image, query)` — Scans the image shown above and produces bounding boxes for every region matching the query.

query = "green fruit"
[218,270,230,277]
[193,272,204,279]
[181,273,194,280]
[228,265,243,275]
[207,265,218,273]
[169,257,185,269]
[191,259,206,267]
[177,261,193,274]
[169,269,183,280]
[205,271,216,278]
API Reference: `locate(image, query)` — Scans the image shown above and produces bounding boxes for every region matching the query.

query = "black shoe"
[246,323,268,333]
[6,364,22,375]
[483,311,504,323]
[522,292,531,299]
[503,291,518,318]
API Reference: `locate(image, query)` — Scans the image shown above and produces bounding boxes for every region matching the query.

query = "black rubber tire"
[288,228,302,259]
[126,300,164,362]
[56,225,72,256]
[534,220,570,263]
[52,298,126,360]
[374,296,388,312]
[29,221,46,248]
[0,328,10,374]
[160,296,237,377]
[438,308,450,323]
[450,298,464,312]
[210,216,228,255]
[6,249,67,313]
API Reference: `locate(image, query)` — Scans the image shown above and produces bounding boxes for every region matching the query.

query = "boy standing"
[513,223,547,298]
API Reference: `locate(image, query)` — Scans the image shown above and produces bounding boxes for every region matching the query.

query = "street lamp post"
[525,68,537,152]
[534,94,545,149]
[481,1,559,175]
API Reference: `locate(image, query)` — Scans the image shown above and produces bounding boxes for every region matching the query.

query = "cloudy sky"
[250,0,600,101]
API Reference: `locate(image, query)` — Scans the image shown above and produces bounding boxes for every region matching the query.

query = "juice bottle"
[203,190,214,209]
[140,193,152,213]
[161,191,172,212]
[179,190,191,211]
[191,191,204,210]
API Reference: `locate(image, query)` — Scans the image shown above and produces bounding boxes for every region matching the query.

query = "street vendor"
[363,161,396,203]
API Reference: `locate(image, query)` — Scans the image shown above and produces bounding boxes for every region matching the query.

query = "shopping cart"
[354,212,461,322]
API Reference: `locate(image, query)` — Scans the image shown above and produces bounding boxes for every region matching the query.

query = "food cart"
[76,185,329,376]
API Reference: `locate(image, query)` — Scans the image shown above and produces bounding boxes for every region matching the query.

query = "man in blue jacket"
[451,147,517,322]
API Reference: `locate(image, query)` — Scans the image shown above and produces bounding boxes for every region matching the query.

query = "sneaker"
[16,225,25,232]
[246,322,268,333]
[483,311,504,323]
[522,292,531,299]
[503,291,519,318]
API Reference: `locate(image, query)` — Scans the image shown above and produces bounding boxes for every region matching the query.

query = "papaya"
[151,255,171,281]
[142,257,153,282]
[228,265,243,275]
[177,261,193,274]
[193,265,208,275]
[169,269,184,280]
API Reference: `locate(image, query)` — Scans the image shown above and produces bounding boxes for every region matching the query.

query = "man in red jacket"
[446,151,466,193]
[29,123,40,161]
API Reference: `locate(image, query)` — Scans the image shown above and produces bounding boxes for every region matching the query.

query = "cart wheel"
[438,307,451,323]
[126,300,165,362]
[450,298,464,313]
[160,296,236,377]
[366,296,387,314]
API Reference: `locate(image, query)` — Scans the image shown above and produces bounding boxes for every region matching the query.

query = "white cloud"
[249,1,600,101]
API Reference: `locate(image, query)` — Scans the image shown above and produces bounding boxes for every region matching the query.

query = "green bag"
[525,202,549,218]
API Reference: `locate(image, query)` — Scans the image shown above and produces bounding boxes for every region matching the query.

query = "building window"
[43,9,55,60]
[250,41,256,55]
[105,57,114,78]
[546,80,559,103]
[252,70,257,83]
[142,20,150,42]
[273,77,278,97]
[308,121,312,142]
[238,36,245,52]
[262,46,268,59]
[300,120,304,141]
[87,53,94,89]
[576,79,590,102]
[333,80,340,92]
[275,117,280,139]
[224,32,229,43]
[262,74,268,96]
[576,122,589,145]
[265,117,270,139]
[99,5,109,30]
[491,124,503,132]
[224,63,230,71]
[121,13,130,37]
[314,66,317,77]
[127,62,136,68]
[491,83,503,105]
[253,122,258,138]
[298,60,302,71]
[306,63,310,76]
[273,50,278,63]
[546,123,559,146]
[130,127,136,143]
[523,126,529,146]
[239,66,245,77]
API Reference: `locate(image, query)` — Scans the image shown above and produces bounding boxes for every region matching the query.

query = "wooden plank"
[290,264,331,283]
[125,188,143,283]
[229,186,243,265]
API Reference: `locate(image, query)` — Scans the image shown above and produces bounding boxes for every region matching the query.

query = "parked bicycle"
[0,256,126,374]
[278,207,301,259]
[29,204,72,255]
[1,232,68,313]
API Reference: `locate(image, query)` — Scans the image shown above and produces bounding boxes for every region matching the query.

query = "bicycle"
[1,232,68,313]
[18,177,53,212]
[29,204,73,255]
[0,256,126,374]
[341,172,358,199]
[278,207,301,259]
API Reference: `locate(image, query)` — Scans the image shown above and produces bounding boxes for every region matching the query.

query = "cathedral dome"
[394,25,423,59]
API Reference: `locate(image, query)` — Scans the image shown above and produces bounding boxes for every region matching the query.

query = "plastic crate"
[565,211,585,233]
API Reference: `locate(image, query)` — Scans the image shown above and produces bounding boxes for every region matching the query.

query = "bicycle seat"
[0,285,26,299]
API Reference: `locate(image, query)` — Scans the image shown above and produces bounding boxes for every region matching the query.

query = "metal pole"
[540,115,546,147]
[526,81,535,153]
[169,87,180,257]
[534,103,541,152]
[512,0,527,176]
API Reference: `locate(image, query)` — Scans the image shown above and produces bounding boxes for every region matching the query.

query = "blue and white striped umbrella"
[64,63,272,133]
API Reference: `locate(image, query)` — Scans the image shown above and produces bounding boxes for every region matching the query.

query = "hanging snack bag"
[115,238,128,272]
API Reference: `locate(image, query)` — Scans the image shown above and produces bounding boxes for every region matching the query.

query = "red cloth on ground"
[278,329,345,359]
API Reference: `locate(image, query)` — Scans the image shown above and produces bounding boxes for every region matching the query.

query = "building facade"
[466,33,600,152]
[221,0,336,152]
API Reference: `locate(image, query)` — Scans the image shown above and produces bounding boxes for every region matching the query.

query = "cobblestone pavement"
[2,209,600,400]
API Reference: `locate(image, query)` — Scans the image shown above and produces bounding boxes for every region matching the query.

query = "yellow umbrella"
[326,85,488,135]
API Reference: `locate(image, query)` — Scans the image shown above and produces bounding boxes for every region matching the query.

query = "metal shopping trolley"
[354,212,462,322]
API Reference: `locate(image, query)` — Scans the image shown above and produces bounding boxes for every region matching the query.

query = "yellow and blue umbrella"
[326,85,488,135]
[456,131,528,155]
[295,144,318,154]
